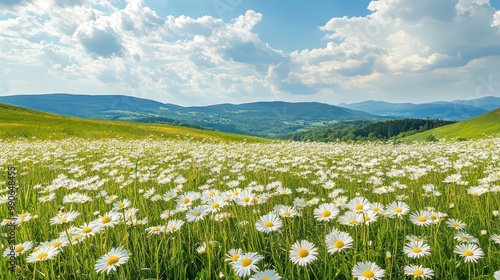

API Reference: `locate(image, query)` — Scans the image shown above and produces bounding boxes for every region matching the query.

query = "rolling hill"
[0,103,267,142]
[0,94,387,138]
[338,97,498,120]
[403,108,500,141]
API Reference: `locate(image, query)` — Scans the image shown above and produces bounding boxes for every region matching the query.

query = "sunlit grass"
[1,138,500,279]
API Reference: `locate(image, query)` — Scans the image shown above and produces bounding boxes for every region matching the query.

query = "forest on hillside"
[284,119,455,142]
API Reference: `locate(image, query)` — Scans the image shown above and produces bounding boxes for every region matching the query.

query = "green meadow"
[1,104,500,279]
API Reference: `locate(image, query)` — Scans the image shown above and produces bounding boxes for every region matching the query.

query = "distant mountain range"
[1,93,498,138]
[338,96,500,120]
[0,94,385,138]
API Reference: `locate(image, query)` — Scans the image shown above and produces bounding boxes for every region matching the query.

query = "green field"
[404,108,500,141]
[1,137,500,279]
[1,104,500,279]
[0,103,268,143]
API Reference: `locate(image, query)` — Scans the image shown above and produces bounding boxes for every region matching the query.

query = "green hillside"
[0,103,268,142]
[404,108,500,141]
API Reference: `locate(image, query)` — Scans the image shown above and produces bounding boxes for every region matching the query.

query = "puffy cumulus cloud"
[286,0,500,102]
[0,0,315,103]
[1,0,499,104]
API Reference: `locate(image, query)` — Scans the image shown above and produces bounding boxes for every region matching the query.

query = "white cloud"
[0,0,499,104]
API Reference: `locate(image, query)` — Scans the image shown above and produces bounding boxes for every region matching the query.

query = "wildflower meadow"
[1,138,500,279]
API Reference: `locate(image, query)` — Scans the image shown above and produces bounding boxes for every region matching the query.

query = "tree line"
[283,119,455,142]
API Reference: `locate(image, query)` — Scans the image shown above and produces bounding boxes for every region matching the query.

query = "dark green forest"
[284,119,455,142]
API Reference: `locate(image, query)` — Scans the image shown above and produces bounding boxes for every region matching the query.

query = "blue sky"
[1,0,500,106]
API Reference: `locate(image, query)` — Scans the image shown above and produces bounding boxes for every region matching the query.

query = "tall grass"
[1,138,500,279]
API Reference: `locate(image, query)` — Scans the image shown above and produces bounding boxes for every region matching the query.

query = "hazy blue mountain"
[0,94,386,138]
[451,96,500,111]
[338,98,494,120]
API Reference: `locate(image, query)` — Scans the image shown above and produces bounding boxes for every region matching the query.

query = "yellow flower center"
[430,214,437,220]
[212,203,220,209]
[44,196,50,200]
[298,249,309,258]
[283,211,291,217]
[322,210,331,217]
[355,204,363,211]
[463,250,474,256]
[152,227,160,232]
[334,240,344,249]
[193,211,201,217]
[167,194,174,198]
[102,216,112,223]
[362,270,375,278]
[59,218,67,223]
[264,221,274,227]
[241,258,252,267]
[231,254,239,262]
[243,196,250,203]
[417,216,427,222]
[118,203,125,208]
[263,278,270,280]
[412,247,422,253]
[348,219,358,225]
[106,256,119,265]
[461,236,469,241]
[414,269,424,276]
[53,241,62,247]
[453,222,459,227]
[14,246,24,253]
[82,227,92,233]
[394,207,402,213]
[373,207,380,212]
[36,252,48,260]
[182,198,190,204]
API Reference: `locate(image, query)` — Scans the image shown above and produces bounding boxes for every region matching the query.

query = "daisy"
[146,225,165,235]
[404,265,434,279]
[176,191,200,208]
[339,211,363,227]
[403,241,431,258]
[225,248,244,263]
[206,196,228,213]
[405,235,425,242]
[347,196,372,213]
[255,213,283,233]
[232,252,264,277]
[274,205,299,218]
[289,240,318,266]
[454,243,484,263]
[249,269,281,280]
[409,210,433,227]
[454,231,479,243]
[113,198,131,210]
[491,234,500,244]
[3,241,33,257]
[333,195,349,208]
[26,247,59,263]
[313,203,339,221]
[50,211,80,225]
[94,211,122,228]
[325,231,353,254]
[370,202,384,214]
[166,219,184,233]
[75,222,103,237]
[38,238,69,251]
[95,247,131,274]
[186,206,210,222]
[362,210,378,225]
[38,193,56,203]
[386,201,410,218]
[352,261,385,280]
